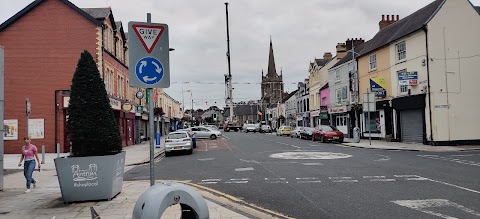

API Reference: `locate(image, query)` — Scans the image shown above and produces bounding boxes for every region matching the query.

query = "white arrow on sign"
[139,61,147,74]
[143,76,157,82]
[152,61,162,74]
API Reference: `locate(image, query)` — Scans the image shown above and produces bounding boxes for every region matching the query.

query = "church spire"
[267,37,277,77]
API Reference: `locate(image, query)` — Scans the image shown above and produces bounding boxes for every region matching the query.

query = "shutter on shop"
[400,109,423,143]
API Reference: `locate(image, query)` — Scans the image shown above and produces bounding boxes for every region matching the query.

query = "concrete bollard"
[41,145,45,164]
[56,143,60,158]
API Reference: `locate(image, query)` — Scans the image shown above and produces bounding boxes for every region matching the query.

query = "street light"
[346,47,360,130]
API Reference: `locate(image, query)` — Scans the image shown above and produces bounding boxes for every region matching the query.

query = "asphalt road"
[125,131,480,219]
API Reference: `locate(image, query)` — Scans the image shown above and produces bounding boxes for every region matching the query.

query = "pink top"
[22,145,37,161]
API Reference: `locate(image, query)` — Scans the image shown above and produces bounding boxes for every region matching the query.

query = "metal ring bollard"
[132,182,209,219]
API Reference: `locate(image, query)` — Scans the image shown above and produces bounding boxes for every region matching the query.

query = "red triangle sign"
[132,24,165,53]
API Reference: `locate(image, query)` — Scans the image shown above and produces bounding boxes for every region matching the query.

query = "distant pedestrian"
[18,136,41,193]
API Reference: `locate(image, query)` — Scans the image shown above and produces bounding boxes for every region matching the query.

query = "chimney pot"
[397,15,400,21]
[391,14,395,21]
[382,15,385,21]
[386,15,390,21]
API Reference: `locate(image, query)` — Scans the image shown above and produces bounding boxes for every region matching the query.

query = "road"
[124,131,480,219]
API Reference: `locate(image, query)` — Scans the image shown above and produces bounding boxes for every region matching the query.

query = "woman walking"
[18,136,41,193]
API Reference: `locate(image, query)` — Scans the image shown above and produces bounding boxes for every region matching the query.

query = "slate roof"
[0,0,102,31]
[475,6,480,15]
[330,43,366,69]
[282,90,298,103]
[81,7,111,19]
[358,0,444,57]
[224,104,260,117]
[314,58,329,67]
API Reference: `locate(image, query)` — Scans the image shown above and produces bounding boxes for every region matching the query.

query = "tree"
[67,51,122,157]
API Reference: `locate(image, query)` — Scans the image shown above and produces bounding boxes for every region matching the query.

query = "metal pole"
[147,13,155,187]
[367,89,371,145]
[225,2,234,123]
[56,143,60,158]
[26,99,30,137]
[41,145,45,164]
[0,46,4,191]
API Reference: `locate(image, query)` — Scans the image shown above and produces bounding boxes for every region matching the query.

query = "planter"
[54,151,126,203]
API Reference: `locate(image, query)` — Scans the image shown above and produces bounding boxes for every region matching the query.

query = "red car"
[312,125,344,143]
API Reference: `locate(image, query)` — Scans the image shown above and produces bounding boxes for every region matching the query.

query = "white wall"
[427,0,480,141]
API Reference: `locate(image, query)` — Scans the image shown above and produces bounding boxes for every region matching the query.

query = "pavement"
[124,132,480,218]
[0,137,268,219]
[342,138,480,152]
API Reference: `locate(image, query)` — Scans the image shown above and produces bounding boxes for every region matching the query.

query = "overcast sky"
[2,0,479,110]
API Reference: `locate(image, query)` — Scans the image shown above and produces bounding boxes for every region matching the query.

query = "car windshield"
[320,126,337,131]
[167,133,188,139]
[304,127,315,132]
[247,124,257,127]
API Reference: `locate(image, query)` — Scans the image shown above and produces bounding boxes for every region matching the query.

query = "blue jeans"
[23,160,36,189]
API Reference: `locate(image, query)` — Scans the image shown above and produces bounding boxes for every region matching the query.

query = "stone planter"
[54,151,126,203]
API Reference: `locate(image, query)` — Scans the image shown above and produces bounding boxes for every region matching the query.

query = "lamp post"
[346,47,360,130]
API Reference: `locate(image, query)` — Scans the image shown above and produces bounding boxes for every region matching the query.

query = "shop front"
[303,112,310,127]
[310,110,320,127]
[392,94,426,144]
[329,105,349,136]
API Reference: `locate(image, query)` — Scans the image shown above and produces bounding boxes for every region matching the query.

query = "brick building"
[0,0,141,153]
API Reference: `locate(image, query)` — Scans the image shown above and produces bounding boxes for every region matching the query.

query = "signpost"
[129,14,170,186]
[363,91,375,145]
[0,46,4,190]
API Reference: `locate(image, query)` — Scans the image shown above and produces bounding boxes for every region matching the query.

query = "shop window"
[364,111,381,133]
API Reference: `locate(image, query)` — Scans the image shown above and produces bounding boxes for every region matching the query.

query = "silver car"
[191,126,222,139]
[165,131,193,155]
[291,126,304,138]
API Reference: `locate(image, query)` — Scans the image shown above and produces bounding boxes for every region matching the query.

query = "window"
[342,86,348,99]
[369,54,377,71]
[400,85,408,94]
[335,69,341,82]
[364,111,381,132]
[396,41,406,62]
[117,75,121,96]
[104,69,108,88]
[336,88,341,103]
[110,71,114,94]
[322,97,327,106]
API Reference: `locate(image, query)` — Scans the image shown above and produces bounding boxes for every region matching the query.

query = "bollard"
[132,182,209,219]
[41,145,45,164]
[56,143,60,158]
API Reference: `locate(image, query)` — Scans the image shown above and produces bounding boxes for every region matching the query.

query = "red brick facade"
[0,0,135,153]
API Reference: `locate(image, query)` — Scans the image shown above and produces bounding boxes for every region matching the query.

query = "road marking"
[265,178,286,181]
[296,177,319,180]
[426,178,480,194]
[202,179,221,182]
[418,155,480,167]
[235,167,254,171]
[230,178,250,181]
[225,181,248,184]
[210,146,218,148]
[198,158,215,161]
[394,175,420,178]
[374,154,391,161]
[297,181,322,184]
[198,182,217,185]
[329,177,352,180]
[405,177,429,181]
[392,199,480,218]
[270,152,352,160]
[302,163,323,166]
[332,180,358,183]
[309,144,321,146]
[370,179,396,182]
[363,176,386,179]
[451,154,480,157]
[265,181,289,184]
[290,145,301,148]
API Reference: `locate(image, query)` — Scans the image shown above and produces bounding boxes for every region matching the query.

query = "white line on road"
[235,167,254,171]
[198,182,217,185]
[370,179,396,182]
[197,158,215,161]
[225,181,248,184]
[302,163,323,166]
[392,199,480,218]
[296,177,319,180]
[265,181,289,184]
[405,177,429,181]
[290,145,301,148]
[363,176,386,179]
[297,181,322,183]
[451,154,480,157]
[374,154,391,161]
[426,178,480,194]
[230,178,251,181]
[265,178,286,181]
[329,177,352,180]
[394,175,420,178]
[332,180,359,183]
[201,179,221,182]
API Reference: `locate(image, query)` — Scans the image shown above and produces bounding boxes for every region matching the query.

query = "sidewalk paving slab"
[341,139,480,152]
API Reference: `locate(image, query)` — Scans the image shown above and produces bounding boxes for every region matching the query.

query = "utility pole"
[0,46,5,190]
[225,2,234,123]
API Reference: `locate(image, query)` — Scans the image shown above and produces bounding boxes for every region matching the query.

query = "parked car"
[176,128,196,148]
[165,131,193,155]
[260,125,272,133]
[300,127,316,140]
[244,124,260,133]
[191,126,222,139]
[276,126,292,136]
[312,125,344,143]
[290,126,304,138]
[204,125,219,130]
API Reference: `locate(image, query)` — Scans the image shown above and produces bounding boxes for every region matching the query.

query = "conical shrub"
[67,50,122,157]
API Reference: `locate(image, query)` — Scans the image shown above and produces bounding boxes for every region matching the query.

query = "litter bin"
[353,127,360,143]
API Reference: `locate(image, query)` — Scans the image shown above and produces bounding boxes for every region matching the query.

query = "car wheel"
[187,148,193,155]
[165,151,171,157]
[338,140,344,144]
[312,136,316,142]
[210,134,217,140]
[321,135,327,143]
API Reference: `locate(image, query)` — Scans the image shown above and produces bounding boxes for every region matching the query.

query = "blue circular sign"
[135,57,164,85]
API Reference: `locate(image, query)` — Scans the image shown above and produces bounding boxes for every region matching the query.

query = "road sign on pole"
[128,22,170,88]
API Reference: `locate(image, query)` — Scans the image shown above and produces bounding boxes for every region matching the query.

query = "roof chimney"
[323,52,333,61]
[346,38,365,51]
[336,43,347,59]
[379,14,400,31]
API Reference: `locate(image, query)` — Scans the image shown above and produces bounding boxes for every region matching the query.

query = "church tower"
[261,38,284,108]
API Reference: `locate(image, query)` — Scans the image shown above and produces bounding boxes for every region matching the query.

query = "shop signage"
[328,106,347,114]
[320,105,328,111]
[142,114,148,120]
[370,78,387,97]
[109,98,121,110]
[319,112,329,119]
[303,112,310,117]
[3,119,18,140]
[296,115,303,121]
[310,110,320,117]
[398,71,418,85]
[122,102,132,111]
